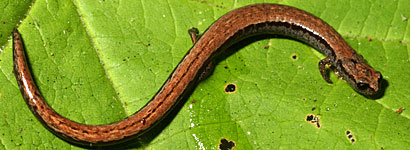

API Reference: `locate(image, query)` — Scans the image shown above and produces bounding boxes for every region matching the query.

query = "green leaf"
[0,0,409,149]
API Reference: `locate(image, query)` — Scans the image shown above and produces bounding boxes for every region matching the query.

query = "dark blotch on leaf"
[291,54,298,60]
[306,115,314,121]
[346,130,356,143]
[225,83,236,93]
[219,138,236,150]
[316,122,321,128]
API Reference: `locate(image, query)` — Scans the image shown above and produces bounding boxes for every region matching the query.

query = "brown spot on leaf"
[397,107,404,114]
[366,37,372,41]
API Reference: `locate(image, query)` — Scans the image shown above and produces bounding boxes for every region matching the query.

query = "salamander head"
[337,58,382,96]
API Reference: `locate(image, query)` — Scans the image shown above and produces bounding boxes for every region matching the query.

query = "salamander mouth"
[351,80,382,97]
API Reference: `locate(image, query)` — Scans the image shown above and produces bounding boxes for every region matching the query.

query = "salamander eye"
[356,82,369,91]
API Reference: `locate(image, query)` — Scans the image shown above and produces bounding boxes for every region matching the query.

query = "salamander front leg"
[319,57,333,84]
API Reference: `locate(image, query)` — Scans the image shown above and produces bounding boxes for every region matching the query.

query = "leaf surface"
[0,0,409,149]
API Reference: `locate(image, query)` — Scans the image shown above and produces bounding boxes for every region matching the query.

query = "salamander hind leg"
[319,57,333,84]
[188,28,201,43]
[198,61,215,81]
[188,27,213,81]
